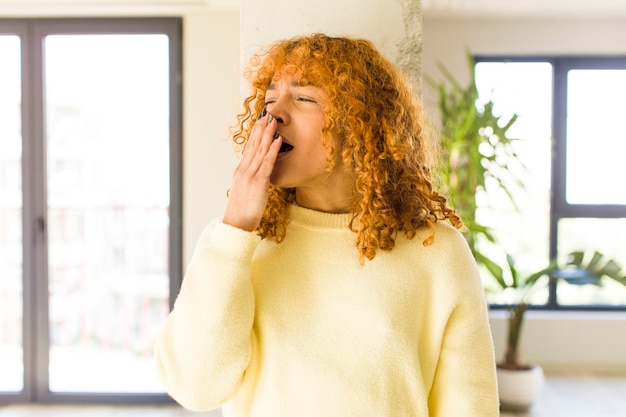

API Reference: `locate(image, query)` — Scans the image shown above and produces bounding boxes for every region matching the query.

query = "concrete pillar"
[240,0,423,94]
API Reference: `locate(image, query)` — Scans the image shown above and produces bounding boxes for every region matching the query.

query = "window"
[0,30,23,395]
[474,56,626,309]
[0,18,182,403]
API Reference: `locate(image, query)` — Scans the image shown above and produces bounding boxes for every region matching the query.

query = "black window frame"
[475,55,626,312]
[0,17,182,404]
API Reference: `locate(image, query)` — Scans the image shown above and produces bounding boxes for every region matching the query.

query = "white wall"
[239,0,422,93]
[422,16,626,372]
[181,10,240,261]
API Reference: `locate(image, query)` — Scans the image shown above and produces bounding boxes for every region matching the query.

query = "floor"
[1,372,625,417]
[0,404,219,417]
[500,371,626,417]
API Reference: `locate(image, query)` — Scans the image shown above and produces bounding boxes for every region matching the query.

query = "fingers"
[241,113,278,173]
[222,113,280,231]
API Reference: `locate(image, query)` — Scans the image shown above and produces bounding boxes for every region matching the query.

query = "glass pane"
[557,218,626,306]
[44,34,170,393]
[566,70,626,205]
[474,62,553,304]
[0,35,24,393]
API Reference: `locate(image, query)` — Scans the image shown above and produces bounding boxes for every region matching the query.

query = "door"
[0,18,182,403]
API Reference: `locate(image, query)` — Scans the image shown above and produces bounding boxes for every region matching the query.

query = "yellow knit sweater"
[155,204,499,416]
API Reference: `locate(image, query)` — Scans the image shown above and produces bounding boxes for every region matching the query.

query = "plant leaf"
[567,251,585,266]
[552,267,601,286]
[506,254,519,288]
[477,252,507,289]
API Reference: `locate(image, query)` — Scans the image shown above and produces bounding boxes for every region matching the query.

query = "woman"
[155,33,499,417]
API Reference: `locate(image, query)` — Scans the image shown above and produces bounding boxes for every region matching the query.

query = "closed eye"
[297,96,317,103]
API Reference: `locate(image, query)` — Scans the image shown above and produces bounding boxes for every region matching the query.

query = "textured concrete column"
[240,0,423,94]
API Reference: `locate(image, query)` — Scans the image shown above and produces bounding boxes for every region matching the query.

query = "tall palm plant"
[427,52,523,257]
[428,54,626,370]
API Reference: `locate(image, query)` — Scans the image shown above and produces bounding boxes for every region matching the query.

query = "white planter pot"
[496,365,545,412]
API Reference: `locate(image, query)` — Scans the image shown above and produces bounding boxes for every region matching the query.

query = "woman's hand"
[222,114,282,231]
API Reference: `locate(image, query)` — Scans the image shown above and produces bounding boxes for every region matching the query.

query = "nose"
[267,96,289,125]
[268,107,287,125]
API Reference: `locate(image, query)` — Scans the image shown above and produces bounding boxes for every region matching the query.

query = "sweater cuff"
[200,219,262,262]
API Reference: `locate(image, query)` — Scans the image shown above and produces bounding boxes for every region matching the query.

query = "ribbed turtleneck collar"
[288,204,354,230]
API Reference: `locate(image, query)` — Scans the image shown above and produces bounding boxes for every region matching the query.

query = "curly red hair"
[230,33,462,262]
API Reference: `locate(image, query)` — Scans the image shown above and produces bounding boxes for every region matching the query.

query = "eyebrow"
[267,80,301,90]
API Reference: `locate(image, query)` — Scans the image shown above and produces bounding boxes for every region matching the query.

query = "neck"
[295,193,352,213]
[294,179,355,214]
[292,161,356,213]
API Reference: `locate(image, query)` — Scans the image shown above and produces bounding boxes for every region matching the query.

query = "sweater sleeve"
[154,219,261,411]
[428,232,500,417]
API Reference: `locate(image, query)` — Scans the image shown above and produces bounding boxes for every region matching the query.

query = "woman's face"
[264,73,349,194]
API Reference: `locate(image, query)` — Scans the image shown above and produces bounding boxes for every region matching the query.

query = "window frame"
[0,17,182,404]
[475,55,626,311]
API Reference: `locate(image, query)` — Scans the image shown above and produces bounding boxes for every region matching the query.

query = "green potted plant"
[486,250,626,370]
[427,53,626,411]
[482,250,626,411]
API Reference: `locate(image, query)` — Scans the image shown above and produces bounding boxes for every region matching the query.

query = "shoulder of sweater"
[411,221,480,284]
[416,220,470,253]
